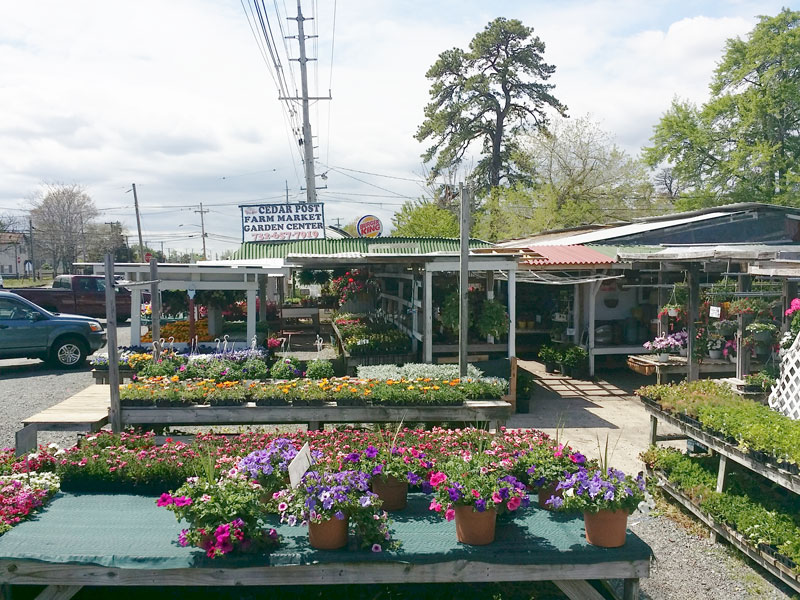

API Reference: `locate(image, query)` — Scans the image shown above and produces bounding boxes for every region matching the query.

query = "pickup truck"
[11,275,131,322]
[0,291,106,368]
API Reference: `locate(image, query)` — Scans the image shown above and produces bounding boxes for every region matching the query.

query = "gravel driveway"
[0,338,795,599]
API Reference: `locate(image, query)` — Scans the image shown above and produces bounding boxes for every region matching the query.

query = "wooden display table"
[627,354,739,384]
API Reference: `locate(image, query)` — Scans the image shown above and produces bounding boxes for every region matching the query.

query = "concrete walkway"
[507,359,682,475]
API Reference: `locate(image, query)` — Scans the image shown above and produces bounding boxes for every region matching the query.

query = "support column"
[258,275,267,322]
[424,269,433,363]
[572,283,580,344]
[687,266,700,381]
[588,280,602,376]
[130,272,142,346]
[508,269,516,359]
[736,275,752,380]
[658,270,668,336]
[711,455,728,543]
[411,276,419,353]
[149,259,160,360]
[246,287,257,346]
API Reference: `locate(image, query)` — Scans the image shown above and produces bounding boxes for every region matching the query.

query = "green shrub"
[270,357,302,379]
[305,359,335,379]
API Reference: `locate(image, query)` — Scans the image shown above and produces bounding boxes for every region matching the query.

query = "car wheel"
[50,337,87,369]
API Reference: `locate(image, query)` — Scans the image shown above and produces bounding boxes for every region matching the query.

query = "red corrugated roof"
[522,245,615,266]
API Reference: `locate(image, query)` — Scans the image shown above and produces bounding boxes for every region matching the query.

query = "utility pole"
[282,0,330,203]
[28,219,35,280]
[286,180,289,204]
[194,203,209,260]
[295,0,315,202]
[131,183,145,263]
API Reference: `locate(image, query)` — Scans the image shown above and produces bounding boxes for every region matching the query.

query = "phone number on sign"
[249,231,322,241]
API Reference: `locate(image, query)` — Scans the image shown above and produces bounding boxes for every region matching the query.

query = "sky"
[0,0,791,258]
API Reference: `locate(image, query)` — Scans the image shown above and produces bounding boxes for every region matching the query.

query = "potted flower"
[158,473,280,558]
[236,438,300,498]
[342,438,417,511]
[643,334,681,362]
[706,333,725,359]
[537,345,561,374]
[514,443,587,509]
[722,339,737,363]
[476,299,510,340]
[550,322,566,343]
[657,302,685,319]
[563,346,589,380]
[274,469,394,551]
[549,466,646,548]
[728,298,775,319]
[428,457,529,545]
[670,331,689,357]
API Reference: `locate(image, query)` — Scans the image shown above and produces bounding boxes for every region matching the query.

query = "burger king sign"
[356,215,383,238]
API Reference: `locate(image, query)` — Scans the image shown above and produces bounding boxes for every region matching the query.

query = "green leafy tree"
[416,17,567,196]
[644,9,800,208]
[391,201,459,237]
[473,116,661,240]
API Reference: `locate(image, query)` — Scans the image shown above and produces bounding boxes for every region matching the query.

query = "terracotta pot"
[454,505,497,545]
[583,509,629,548]
[372,475,408,511]
[308,515,349,550]
[537,483,563,510]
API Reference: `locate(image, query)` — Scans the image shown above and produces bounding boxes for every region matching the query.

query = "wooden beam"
[736,275,752,380]
[35,585,82,600]
[553,579,607,600]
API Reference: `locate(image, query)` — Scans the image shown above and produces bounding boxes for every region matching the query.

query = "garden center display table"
[626,354,739,384]
[0,492,651,600]
[121,400,514,432]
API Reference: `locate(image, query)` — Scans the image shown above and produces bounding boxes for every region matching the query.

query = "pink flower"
[371,543,382,552]
[173,496,193,507]
[156,493,174,506]
[445,508,455,521]
[429,499,442,512]
[429,471,447,487]
[507,497,521,511]
[491,491,502,504]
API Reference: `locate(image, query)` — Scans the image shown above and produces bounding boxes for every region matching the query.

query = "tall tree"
[391,201,460,237]
[645,9,800,208]
[29,184,98,273]
[416,17,567,196]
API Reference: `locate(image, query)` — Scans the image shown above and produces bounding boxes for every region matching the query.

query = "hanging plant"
[441,292,473,333]
[297,270,316,286]
[476,300,509,338]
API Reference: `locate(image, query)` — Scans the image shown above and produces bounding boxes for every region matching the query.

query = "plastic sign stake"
[288,442,313,488]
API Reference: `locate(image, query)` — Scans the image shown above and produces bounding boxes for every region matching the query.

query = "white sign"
[288,442,313,488]
[240,203,326,242]
[709,306,721,318]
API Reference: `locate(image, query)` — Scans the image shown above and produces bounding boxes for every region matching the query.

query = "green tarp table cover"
[0,492,651,570]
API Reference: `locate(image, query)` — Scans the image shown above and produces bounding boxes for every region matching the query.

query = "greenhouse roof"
[231,237,492,260]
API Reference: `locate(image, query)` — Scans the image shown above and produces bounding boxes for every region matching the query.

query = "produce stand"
[0,492,651,600]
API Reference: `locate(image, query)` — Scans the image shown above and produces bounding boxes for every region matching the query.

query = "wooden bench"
[16,386,109,456]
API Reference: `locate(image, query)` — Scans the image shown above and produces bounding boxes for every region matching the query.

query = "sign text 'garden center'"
[240,202,326,242]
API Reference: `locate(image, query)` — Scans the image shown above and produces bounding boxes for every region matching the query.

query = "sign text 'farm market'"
[240,202,326,242]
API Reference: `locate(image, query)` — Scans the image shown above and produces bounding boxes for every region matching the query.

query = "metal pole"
[194,203,209,261]
[104,254,122,433]
[458,182,470,377]
[295,0,317,202]
[28,219,35,281]
[132,183,145,263]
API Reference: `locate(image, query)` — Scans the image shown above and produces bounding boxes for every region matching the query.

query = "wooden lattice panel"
[769,333,800,420]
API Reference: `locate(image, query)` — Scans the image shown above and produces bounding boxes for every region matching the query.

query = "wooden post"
[508,268,516,359]
[736,275,751,380]
[658,270,668,336]
[149,259,160,361]
[711,455,728,542]
[687,266,700,381]
[588,280,601,376]
[188,288,196,348]
[104,254,122,433]
[258,274,267,322]
[458,182,470,378]
[649,414,658,447]
[424,268,433,363]
[246,287,257,344]
[129,273,142,346]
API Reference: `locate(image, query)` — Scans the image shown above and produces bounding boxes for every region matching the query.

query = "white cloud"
[0,1,790,255]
